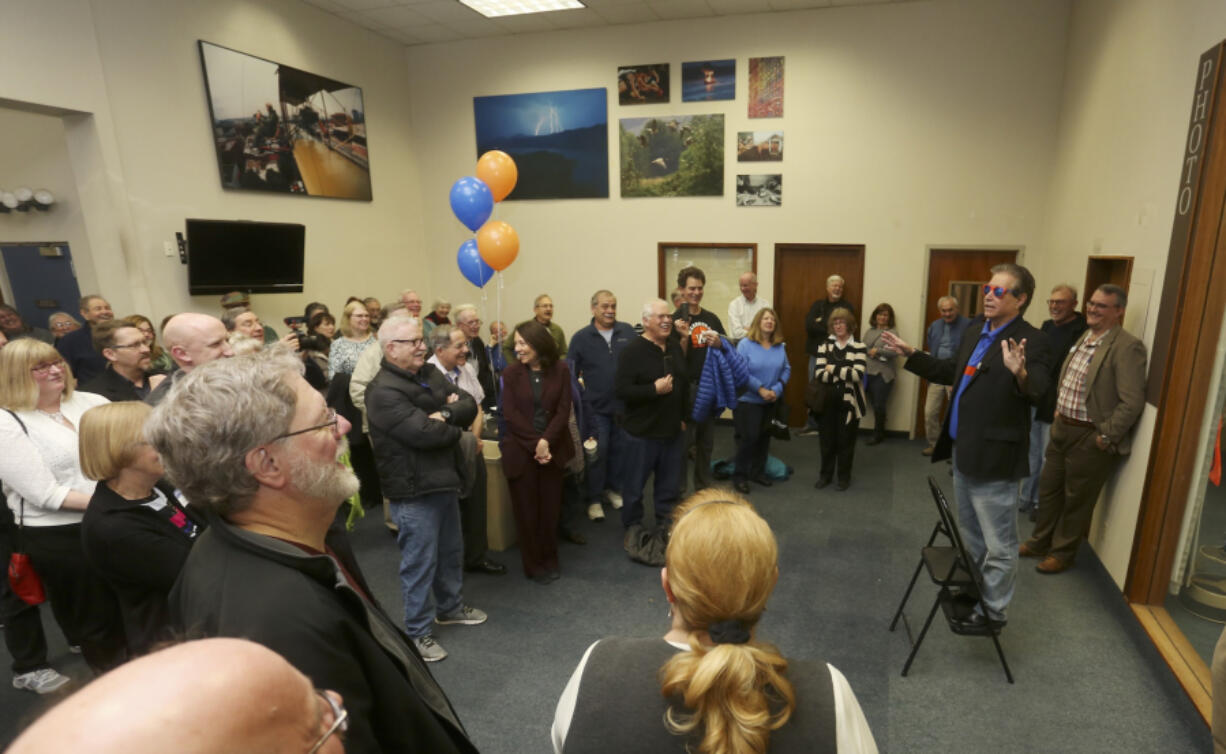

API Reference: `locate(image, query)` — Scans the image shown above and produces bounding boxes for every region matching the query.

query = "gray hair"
[378,315,418,349]
[452,304,479,322]
[826,274,844,286]
[1051,284,1079,301]
[937,295,959,308]
[590,290,615,308]
[145,349,304,517]
[642,298,669,321]
[220,307,253,332]
[1096,284,1128,308]
[428,324,457,352]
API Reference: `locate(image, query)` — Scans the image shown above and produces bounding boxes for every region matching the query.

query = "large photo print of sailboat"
[198,41,373,201]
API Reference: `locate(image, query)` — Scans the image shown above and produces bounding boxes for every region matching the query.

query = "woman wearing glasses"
[813,308,867,491]
[552,490,877,753]
[0,339,126,677]
[79,401,205,654]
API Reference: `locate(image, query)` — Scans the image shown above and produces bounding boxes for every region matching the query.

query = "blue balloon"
[457,239,494,288]
[449,177,493,232]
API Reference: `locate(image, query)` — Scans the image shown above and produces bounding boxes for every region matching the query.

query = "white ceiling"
[299,0,913,46]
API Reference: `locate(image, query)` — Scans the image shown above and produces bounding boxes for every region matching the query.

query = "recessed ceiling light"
[459,0,585,18]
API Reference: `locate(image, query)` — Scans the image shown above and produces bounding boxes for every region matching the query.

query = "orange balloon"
[476,220,519,271]
[476,150,518,202]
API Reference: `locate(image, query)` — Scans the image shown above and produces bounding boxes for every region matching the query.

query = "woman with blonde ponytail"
[552,489,877,753]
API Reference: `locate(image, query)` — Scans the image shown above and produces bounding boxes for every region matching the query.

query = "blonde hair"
[746,308,783,347]
[828,306,856,333]
[80,402,153,481]
[659,489,794,754]
[340,301,369,339]
[0,338,75,411]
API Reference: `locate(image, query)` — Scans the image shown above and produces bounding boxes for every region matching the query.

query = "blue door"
[1,243,83,330]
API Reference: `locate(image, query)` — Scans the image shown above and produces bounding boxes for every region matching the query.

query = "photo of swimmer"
[198,41,372,200]
[618,64,670,105]
[681,59,735,102]
[736,174,782,207]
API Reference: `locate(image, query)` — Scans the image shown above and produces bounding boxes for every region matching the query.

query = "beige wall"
[404,0,1071,434]
[1038,0,1226,587]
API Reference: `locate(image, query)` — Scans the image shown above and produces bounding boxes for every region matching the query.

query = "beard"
[287,438,360,504]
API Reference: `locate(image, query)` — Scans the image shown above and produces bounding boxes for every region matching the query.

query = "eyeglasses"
[270,408,339,443]
[307,690,349,754]
[1085,300,1117,311]
[389,337,424,348]
[111,342,149,350]
[30,360,65,375]
[982,285,1018,298]
[1046,299,1074,306]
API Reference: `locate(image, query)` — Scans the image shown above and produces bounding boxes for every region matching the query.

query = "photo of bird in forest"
[619,114,724,198]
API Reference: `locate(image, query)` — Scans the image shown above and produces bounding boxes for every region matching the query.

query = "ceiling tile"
[548,8,607,27]
[409,23,465,42]
[648,0,713,20]
[300,0,350,13]
[492,13,558,32]
[446,18,508,37]
[707,0,771,15]
[412,1,487,23]
[767,0,831,8]
[589,1,659,23]
[339,10,391,30]
[357,5,432,28]
[330,0,402,11]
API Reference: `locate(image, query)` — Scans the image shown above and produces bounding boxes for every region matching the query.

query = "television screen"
[186,219,305,295]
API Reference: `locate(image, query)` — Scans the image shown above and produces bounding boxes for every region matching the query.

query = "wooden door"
[773,243,865,426]
[912,248,1020,436]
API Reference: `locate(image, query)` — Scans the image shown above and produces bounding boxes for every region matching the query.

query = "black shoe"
[751,475,773,487]
[951,612,1006,636]
[814,478,832,489]
[560,529,587,545]
[734,480,751,493]
[866,436,883,446]
[531,573,554,585]
[835,481,849,491]
[464,558,507,575]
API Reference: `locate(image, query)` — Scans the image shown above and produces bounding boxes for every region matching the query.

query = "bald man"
[146,312,235,406]
[726,272,770,341]
[8,638,347,754]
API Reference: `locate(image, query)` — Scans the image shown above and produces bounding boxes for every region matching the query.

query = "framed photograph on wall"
[658,243,757,305]
[473,87,609,199]
[681,59,735,102]
[618,64,670,104]
[736,174,781,206]
[737,131,783,161]
[198,41,372,200]
[620,114,725,197]
[747,56,784,118]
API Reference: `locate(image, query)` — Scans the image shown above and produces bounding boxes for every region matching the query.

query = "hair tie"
[707,619,751,645]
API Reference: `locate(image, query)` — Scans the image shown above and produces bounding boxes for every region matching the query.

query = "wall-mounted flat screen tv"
[186,218,305,295]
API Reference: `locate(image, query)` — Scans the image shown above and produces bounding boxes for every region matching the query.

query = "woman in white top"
[552,489,877,754]
[0,339,126,674]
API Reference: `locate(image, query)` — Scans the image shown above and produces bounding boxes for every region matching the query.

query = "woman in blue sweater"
[732,309,790,493]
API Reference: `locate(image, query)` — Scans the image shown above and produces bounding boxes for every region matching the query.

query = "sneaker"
[1200,545,1226,566]
[435,605,488,626]
[587,503,605,521]
[413,635,448,663]
[12,668,70,694]
[605,491,623,510]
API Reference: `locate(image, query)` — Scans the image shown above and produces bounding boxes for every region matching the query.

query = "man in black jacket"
[149,349,476,754]
[55,294,114,383]
[882,263,1051,632]
[366,316,488,664]
[81,320,163,401]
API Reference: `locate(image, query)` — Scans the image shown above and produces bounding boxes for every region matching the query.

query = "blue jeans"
[389,491,464,638]
[1018,409,1051,510]
[951,451,1019,621]
[620,431,685,530]
[585,411,623,503]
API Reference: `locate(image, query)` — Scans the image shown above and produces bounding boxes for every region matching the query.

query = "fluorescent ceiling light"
[459,0,585,18]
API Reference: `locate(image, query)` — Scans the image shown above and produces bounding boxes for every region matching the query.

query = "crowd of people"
[0,259,1150,751]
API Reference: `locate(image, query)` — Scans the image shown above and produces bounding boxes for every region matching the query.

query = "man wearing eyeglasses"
[81,320,166,401]
[366,316,488,664]
[882,263,1053,633]
[1017,285,1088,520]
[1020,284,1145,574]
[151,350,476,753]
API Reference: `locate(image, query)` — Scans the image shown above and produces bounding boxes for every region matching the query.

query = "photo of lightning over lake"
[473,88,609,200]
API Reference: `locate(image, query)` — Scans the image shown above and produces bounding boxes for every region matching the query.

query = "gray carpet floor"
[0,428,1210,752]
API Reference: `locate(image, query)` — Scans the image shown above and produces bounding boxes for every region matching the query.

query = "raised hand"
[1002,338,1027,375]
[879,330,913,356]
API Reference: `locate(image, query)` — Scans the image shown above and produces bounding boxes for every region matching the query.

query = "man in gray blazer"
[1019,284,1147,573]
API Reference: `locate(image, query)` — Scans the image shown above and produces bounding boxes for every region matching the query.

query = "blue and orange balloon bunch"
[450,151,519,288]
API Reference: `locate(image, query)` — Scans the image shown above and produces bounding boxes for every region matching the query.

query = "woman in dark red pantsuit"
[499,321,574,584]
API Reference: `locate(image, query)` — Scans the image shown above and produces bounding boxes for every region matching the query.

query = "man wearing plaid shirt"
[1020,284,1147,574]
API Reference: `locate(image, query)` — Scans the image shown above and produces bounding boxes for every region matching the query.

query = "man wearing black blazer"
[882,263,1052,633]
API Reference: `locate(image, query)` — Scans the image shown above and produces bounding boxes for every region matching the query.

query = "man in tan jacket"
[1019,284,1147,573]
